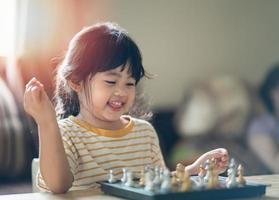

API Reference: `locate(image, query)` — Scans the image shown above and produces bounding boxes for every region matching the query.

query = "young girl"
[23,22,228,194]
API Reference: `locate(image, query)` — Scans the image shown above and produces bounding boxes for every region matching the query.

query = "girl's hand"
[186,148,229,175]
[23,77,56,124]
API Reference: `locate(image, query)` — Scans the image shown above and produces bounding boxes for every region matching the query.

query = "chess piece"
[121,168,128,183]
[237,164,246,186]
[211,158,219,188]
[153,166,161,189]
[125,171,135,187]
[207,158,218,189]
[226,158,238,188]
[160,169,172,193]
[144,170,155,191]
[180,170,191,192]
[108,169,117,183]
[207,160,215,189]
[139,168,145,187]
[197,164,206,188]
[171,173,179,190]
[204,159,210,183]
[175,163,185,183]
[159,167,164,183]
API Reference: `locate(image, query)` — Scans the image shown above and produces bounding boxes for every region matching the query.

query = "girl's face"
[78,65,136,126]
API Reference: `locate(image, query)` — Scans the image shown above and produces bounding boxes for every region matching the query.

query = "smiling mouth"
[108,101,125,111]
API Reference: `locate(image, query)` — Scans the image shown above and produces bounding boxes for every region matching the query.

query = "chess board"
[99,176,268,200]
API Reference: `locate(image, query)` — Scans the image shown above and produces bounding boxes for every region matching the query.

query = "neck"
[77,108,128,130]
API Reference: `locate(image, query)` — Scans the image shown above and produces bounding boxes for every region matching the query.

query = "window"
[0,1,16,57]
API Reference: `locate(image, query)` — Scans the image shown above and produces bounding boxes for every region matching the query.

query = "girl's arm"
[24,78,73,193]
[185,148,229,175]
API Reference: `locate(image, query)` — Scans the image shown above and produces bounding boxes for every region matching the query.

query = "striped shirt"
[37,115,165,192]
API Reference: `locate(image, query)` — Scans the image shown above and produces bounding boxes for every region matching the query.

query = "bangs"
[94,32,145,84]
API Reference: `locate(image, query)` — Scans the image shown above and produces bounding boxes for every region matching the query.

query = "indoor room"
[0,0,279,199]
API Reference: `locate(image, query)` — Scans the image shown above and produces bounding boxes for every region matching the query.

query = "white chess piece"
[121,168,128,183]
[204,159,210,183]
[153,166,161,189]
[197,165,206,189]
[160,169,172,192]
[125,171,134,187]
[226,158,238,188]
[108,170,117,183]
[144,170,155,191]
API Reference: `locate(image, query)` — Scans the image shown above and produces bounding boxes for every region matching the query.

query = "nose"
[113,86,127,97]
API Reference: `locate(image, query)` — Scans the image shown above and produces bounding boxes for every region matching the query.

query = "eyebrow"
[104,71,133,78]
[105,72,121,77]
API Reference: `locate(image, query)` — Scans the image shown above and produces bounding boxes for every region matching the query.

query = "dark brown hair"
[54,22,147,119]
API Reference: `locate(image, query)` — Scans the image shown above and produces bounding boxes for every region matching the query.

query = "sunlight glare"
[0,1,16,57]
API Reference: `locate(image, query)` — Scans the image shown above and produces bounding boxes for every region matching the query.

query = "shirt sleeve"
[36,121,78,192]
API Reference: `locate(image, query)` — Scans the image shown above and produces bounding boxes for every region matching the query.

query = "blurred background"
[0,0,279,194]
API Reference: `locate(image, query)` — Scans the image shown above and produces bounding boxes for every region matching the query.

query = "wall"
[23,0,279,108]
[89,0,279,108]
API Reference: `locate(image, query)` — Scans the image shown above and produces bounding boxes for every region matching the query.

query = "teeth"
[109,101,123,107]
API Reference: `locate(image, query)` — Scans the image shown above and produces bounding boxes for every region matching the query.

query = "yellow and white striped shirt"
[37,115,165,192]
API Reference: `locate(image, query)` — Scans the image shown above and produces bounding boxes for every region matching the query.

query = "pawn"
[180,171,191,192]
[108,169,117,183]
[125,171,135,187]
[160,169,172,193]
[153,166,161,188]
[144,170,155,191]
[237,164,246,186]
[139,168,145,187]
[121,168,128,183]
[226,158,238,188]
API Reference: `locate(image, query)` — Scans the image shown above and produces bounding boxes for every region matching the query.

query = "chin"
[103,114,123,122]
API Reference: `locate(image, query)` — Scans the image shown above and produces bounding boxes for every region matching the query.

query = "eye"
[105,80,116,85]
[126,82,135,86]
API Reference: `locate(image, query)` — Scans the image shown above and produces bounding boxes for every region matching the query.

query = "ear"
[68,80,81,92]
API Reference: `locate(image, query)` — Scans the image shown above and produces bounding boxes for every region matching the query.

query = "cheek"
[90,88,110,106]
[129,90,136,102]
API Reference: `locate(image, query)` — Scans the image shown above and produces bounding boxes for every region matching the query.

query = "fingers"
[210,148,229,161]
[205,148,229,172]
[24,77,46,110]
[25,77,44,91]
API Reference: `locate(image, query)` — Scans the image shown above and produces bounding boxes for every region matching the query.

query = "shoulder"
[129,116,158,138]
[131,117,155,129]
[57,116,82,137]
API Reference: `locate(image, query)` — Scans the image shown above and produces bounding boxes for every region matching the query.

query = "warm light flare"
[0,1,16,57]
